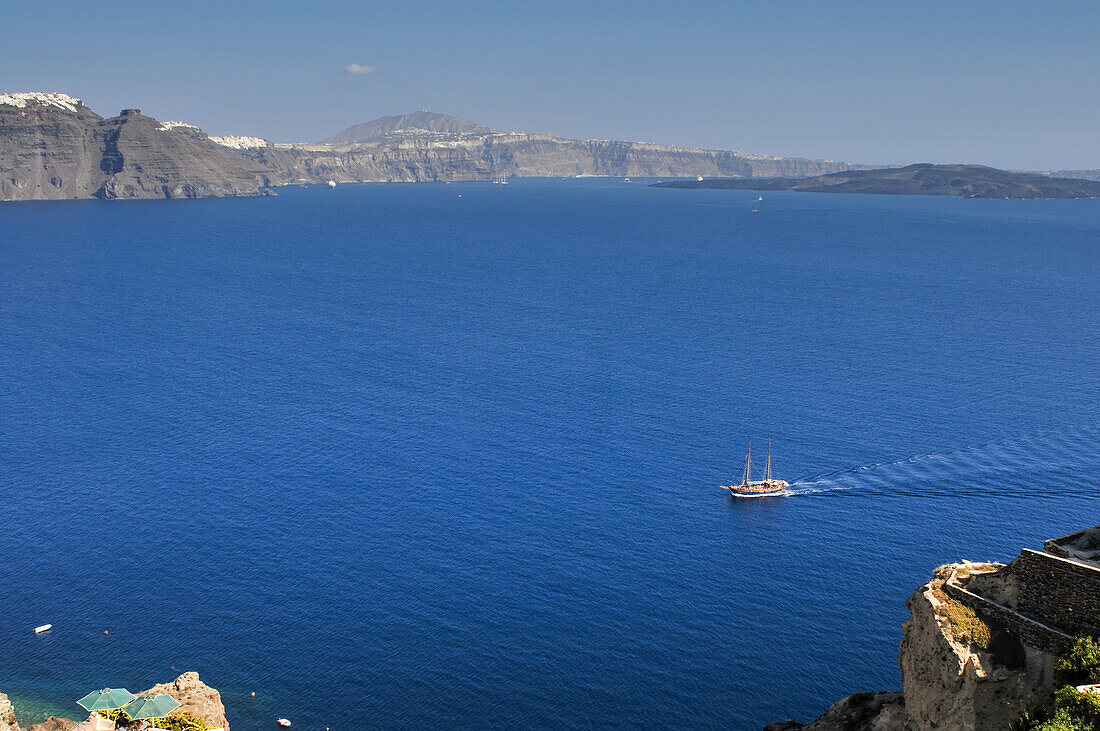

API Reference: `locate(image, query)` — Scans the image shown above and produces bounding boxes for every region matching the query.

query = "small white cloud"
[345,63,379,75]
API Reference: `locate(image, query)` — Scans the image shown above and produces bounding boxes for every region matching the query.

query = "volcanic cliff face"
[0,95,269,201]
[0,94,104,200]
[90,110,271,200]
[0,97,859,200]
[279,129,856,184]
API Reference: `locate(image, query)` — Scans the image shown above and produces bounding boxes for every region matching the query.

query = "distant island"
[651,163,1100,199]
[0,93,857,201]
[4,93,1098,202]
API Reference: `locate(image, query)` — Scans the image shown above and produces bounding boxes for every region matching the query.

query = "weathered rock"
[140,673,229,731]
[769,529,1100,731]
[0,692,20,731]
[0,96,268,201]
[898,566,1047,730]
[765,692,910,730]
[23,717,78,731]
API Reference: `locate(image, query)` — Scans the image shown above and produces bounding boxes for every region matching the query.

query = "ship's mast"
[743,444,752,486]
[766,440,772,482]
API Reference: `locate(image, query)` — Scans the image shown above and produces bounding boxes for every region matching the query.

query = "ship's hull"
[723,479,789,497]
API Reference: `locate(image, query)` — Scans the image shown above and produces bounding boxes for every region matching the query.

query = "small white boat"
[326,180,336,188]
[697,175,704,181]
[277,720,291,727]
[34,624,52,634]
[757,196,763,201]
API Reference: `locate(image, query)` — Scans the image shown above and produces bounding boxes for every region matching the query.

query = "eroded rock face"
[0,100,267,201]
[1,95,860,201]
[140,673,229,731]
[0,692,20,731]
[764,691,911,730]
[898,566,1046,731]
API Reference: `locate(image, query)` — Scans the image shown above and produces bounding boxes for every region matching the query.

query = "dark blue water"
[0,180,1097,730]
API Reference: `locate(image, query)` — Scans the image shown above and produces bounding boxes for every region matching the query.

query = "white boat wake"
[778,425,1100,500]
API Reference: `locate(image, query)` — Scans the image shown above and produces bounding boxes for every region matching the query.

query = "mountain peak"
[321,111,491,144]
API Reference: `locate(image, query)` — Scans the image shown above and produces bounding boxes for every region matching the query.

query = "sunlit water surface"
[0,180,1097,729]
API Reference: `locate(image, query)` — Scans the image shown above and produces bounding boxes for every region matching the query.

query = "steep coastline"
[0,95,857,201]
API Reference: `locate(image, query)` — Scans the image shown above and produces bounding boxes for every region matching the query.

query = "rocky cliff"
[771,527,1099,730]
[897,564,1050,730]
[0,94,270,201]
[263,132,852,186]
[0,692,18,731]
[0,673,228,731]
[1,95,859,201]
[140,672,229,731]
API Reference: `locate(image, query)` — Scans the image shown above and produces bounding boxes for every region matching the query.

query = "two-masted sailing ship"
[722,441,789,497]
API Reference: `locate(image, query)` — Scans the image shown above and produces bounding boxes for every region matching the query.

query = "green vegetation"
[102,709,130,725]
[1053,686,1100,725]
[154,711,208,731]
[1055,637,1100,687]
[1013,637,1100,731]
[102,708,207,730]
[930,586,993,651]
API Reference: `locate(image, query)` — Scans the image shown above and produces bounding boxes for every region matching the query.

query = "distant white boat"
[696,175,704,181]
[326,180,336,188]
[277,720,291,727]
[623,177,630,182]
[757,196,763,201]
[492,174,508,184]
[34,624,51,634]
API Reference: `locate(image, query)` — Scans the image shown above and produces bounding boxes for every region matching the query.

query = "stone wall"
[1013,549,1100,638]
[943,576,1071,655]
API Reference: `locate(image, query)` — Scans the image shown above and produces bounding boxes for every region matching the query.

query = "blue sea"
[0,179,1097,730]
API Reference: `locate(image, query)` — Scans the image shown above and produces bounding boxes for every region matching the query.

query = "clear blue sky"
[5,0,1098,169]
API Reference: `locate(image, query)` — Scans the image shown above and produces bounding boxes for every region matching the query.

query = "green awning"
[122,694,182,720]
[77,688,137,712]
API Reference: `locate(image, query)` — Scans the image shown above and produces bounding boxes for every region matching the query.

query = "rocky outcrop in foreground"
[0,692,18,731]
[0,673,227,731]
[0,95,858,201]
[771,526,1100,730]
[765,692,909,731]
[141,672,229,731]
